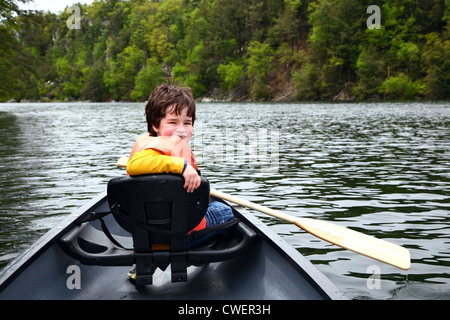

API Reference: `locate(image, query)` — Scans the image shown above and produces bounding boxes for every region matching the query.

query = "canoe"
[0,175,346,300]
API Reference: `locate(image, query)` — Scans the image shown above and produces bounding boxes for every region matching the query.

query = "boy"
[127,83,234,246]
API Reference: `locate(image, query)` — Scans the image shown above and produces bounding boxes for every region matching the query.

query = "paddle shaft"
[210,189,296,223]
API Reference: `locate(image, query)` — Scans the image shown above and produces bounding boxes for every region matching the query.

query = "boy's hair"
[145,84,196,136]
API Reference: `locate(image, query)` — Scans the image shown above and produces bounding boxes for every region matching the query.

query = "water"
[0,101,449,299]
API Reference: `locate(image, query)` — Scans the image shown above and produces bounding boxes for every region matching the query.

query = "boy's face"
[152,105,193,142]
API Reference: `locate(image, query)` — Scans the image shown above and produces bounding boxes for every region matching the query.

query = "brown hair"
[145,84,196,136]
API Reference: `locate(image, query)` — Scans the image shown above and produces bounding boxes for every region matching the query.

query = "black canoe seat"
[59,174,256,286]
[108,174,210,254]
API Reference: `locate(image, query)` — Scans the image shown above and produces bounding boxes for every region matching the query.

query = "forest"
[0,0,449,102]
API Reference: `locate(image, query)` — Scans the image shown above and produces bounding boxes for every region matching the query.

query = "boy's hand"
[182,164,201,193]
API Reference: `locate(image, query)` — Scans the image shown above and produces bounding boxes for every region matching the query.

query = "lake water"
[0,101,449,300]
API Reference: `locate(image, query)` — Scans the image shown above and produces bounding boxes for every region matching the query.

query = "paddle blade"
[293,217,411,270]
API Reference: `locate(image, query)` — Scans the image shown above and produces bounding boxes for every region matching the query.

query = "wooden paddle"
[210,188,410,270]
[117,157,411,270]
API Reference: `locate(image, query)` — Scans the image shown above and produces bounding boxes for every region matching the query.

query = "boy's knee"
[206,201,234,224]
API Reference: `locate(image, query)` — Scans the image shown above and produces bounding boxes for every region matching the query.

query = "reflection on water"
[0,101,449,299]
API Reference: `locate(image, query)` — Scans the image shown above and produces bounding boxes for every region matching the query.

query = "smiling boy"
[127,86,200,192]
[126,83,234,246]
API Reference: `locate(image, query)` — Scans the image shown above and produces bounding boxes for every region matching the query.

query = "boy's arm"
[127,147,201,193]
[127,149,185,176]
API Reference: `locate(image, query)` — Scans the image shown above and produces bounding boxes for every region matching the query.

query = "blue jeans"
[188,201,235,248]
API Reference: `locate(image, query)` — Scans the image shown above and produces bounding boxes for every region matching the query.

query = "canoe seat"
[59,174,257,286]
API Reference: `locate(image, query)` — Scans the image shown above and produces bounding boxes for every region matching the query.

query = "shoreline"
[3,97,448,104]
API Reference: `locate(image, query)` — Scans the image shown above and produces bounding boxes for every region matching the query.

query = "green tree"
[81,62,108,102]
[379,73,425,100]
[269,0,302,50]
[217,60,244,91]
[246,40,275,100]
[131,57,165,101]
[354,47,386,99]
[421,32,450,99]
[104,45,145,100]
[305,0,367,98]
[293,61,322,100]
[0,1,45,101]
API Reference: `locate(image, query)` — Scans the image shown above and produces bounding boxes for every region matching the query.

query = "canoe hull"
[0,192,345,300]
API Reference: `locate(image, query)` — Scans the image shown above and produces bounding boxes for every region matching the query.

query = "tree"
[131,57,165,101]
[421,32,450,99]
[81,61,108,102]
[269,0,301,50]
[217,60,244,91]
[104,45,145,100]
[246,40,275,100]
[379,73,425,100]
[354,47,386,99]
[306,0,367,98]
[0,1,41,101]
[293,61,322,100]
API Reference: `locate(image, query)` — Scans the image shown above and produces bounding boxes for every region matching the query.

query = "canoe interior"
[0,193,345,300]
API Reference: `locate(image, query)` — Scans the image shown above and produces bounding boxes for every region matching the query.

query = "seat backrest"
[107,174,210,253]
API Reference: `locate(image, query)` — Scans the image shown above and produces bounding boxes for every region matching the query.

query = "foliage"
[420,32,450,99]
[217,61,243,91]
[246,40,275,100]
[379,73,425,100]
[0,0,448,102]
[131,57,164,101]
